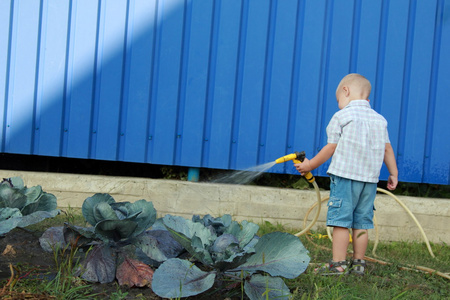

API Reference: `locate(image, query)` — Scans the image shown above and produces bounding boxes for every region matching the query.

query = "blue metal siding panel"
[1,0,449,185]
[288,0,328,175]
[149,0,185,165]
[204,0,241,170]
[233,0,270,170]
[0,1,13,153]
[6,1,41,154]
[395,0,421,182]
[34,0,70,156]
[356,1,382,86]
[399,0,438,183]
[120,0,157,163]
[91,1,129,161]
[62,0,99,158]
[283,0,305,176]
[262,0,298,174]
[377,1,410,180]
[425,0,450,184]
[177,0,214,167]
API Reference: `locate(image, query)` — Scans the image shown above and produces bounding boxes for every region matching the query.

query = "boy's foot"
[350,259,367,275]
[314,260,349,276]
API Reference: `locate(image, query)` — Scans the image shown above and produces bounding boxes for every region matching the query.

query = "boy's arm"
[295,143,337,175]
[384,143,398,190]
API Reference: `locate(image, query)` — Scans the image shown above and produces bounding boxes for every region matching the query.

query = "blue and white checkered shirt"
[326,100,390,183]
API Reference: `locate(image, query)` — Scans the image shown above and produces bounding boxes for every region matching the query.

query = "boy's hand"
[293,143,335,176]
[295,158,312,176]
[387,175,398,190]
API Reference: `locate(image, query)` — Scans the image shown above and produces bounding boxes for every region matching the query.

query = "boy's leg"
[314,226,349,274]
[325,175,353,272]
[352,229,368,260]
[332,226,350,262]
[352,181,376,260]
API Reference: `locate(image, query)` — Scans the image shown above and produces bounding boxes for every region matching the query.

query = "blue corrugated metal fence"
[1,0,449,184]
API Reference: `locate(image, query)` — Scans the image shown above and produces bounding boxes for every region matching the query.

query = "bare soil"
[0,228,160,299]
[0,228,54,281]
[0,228,239,299]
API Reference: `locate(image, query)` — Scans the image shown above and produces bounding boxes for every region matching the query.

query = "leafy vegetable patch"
[0,177,60,235]
[40,194,310,299]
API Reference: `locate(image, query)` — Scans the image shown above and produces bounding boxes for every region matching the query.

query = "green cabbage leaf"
[0,177,59,235]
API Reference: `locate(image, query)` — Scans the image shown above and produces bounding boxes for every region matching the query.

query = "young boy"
[295,73,398,275]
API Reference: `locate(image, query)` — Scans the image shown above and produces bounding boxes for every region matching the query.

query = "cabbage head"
[152,214,310,300]
[0,177,59,235]
[40,194,183,286]
[81,193,157,242]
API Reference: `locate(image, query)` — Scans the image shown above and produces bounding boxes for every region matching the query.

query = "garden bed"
[1,219,449,300]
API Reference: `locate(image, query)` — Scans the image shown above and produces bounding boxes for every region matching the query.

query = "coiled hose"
[294,181,450,280]
[293,181,322,237]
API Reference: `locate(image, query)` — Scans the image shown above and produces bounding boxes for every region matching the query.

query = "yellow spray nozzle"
[275,151,315,183]
[275,153,299,164]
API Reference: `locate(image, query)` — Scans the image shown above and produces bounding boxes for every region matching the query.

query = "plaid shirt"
[326,100,390,183]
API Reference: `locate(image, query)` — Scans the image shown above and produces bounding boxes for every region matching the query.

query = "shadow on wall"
[1,0,188,165]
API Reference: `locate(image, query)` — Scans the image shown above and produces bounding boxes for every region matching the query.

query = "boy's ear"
[343,85,350,97]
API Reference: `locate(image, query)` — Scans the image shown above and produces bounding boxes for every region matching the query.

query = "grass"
[1,212,449,300]
[1,250,95,300]
[30,206,88,228]
[286,225,450,300]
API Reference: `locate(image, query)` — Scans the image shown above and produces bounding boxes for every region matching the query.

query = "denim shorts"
[326,174,377,229]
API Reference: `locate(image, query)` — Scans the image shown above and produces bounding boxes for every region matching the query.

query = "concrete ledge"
[1,170,449,244]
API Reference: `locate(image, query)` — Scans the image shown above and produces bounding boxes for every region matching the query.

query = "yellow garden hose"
[275,152,321,237]
[293,181,322,237]
[374,188,435,258]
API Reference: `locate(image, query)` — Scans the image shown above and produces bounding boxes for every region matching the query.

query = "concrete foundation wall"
[1,170,448,244]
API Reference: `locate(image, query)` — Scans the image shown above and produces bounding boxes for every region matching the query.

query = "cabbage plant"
[0,177,59,236]
[40,193,183,287]
[152,214,310,299]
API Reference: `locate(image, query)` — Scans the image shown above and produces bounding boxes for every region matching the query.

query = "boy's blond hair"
[338,73,371,99]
